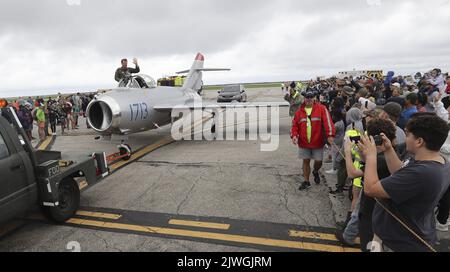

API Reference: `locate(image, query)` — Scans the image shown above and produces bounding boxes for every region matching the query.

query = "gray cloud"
[0,0,277,58]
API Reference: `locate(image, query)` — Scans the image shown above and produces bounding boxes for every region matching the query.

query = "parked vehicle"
[217,85,247,103]
[0,107,102,224]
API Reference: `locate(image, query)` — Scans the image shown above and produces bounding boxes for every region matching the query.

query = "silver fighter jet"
[86,53,288,136]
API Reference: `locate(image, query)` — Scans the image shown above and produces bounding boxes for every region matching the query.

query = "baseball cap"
[342,86,354,96]
[302,89,317,99]
[357,88,368,97]
[391,83,401,89]
[382,102,402,119]
[363,108,382,118]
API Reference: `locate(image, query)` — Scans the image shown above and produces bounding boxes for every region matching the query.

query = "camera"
[373,135,383,146]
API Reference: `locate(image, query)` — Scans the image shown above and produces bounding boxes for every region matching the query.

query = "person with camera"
[359,114,450,252]
[291,89,335,191]
[335,119,397,251]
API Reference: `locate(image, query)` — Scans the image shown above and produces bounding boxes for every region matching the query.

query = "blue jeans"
[343,192,362,244]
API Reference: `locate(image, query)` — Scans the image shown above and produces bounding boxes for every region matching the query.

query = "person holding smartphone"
[335,118,396,251]
[359,114,450,252]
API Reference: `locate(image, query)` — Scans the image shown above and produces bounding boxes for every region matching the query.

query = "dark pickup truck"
[0,107,103,224]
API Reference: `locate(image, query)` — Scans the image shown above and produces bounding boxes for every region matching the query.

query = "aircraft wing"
[153,101,289,111]
[177,68,231,74]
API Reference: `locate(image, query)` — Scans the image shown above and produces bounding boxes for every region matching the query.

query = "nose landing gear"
[106,143,133,163]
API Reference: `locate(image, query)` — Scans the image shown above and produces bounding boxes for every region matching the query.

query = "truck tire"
[45,178,80,223]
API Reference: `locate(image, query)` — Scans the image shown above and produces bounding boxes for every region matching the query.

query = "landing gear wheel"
[44,178,80,223]
[119,144,132,161]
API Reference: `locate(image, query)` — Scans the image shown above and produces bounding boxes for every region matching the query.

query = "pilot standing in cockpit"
[114,58,140,82]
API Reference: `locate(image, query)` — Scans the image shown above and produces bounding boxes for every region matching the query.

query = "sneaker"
[335,230,356,247]
[325,169,338,175]
[298,181,311,191]
[436,222,449,232]
[313,170,321,184]
[330,188,344,195]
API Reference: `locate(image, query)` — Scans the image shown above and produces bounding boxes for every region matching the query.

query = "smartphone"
[350,136,361,144]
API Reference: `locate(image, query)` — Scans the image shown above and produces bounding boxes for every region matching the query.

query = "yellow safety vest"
[346,128,363,188]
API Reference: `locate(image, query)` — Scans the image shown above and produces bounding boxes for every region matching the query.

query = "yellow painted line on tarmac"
[66,218,360,252]
[178,114,216,139]
[37,135,53,151]
[168,219,230,230]
[289,230,361,245]
[109,114,213,172]
[109,136,174,171]
[76,211,122,220]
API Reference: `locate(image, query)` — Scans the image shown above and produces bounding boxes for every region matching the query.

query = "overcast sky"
[1,0,450,97]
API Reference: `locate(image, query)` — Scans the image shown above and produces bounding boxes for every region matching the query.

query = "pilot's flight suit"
[114,65,140,82]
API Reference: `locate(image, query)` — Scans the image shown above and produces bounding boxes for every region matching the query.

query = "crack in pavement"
[136,160,288,169]
[228,187,277,196]
[320,167,339,227]
[176,180,198,215]
[274,168,310,226]
[311,209,322,227]
[175,169,206,215]
[127,172,164,208]
[92,232,123,252]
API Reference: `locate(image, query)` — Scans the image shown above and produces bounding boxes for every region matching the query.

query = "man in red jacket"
[291,90,336,190]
